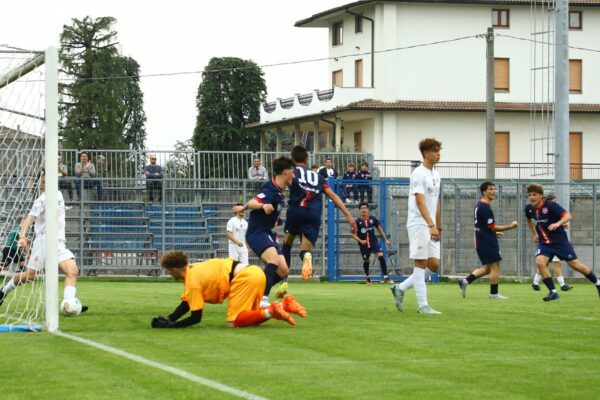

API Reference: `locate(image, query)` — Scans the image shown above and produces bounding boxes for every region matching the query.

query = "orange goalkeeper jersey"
[181,258,235,311]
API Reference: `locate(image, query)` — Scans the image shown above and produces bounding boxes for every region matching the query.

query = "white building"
[250,0,600,178]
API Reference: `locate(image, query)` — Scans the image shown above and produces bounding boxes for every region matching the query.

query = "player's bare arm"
[525,218,539,242]
[491,221,518,232]
[324,186,357,233]
[18,215,35,248]
[226,231,243,247]
[351,232,367,246]
[233,199,274,214]
[376,225,390,246]
[415,193,439,241]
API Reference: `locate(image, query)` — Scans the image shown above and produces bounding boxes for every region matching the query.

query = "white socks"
[425,268,434,282]
[398,274,414,292]
[63,285,76,300]
[2,279,17,294]
[556,275,566,286]
[533,273,542,285]
[412,268,428,308]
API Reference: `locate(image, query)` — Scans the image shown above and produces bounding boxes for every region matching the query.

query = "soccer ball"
[60,298,82,316]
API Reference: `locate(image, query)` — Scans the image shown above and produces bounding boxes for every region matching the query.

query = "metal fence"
[328,179,599,281]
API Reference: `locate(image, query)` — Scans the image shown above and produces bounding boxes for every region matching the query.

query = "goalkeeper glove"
[151,316,173,328]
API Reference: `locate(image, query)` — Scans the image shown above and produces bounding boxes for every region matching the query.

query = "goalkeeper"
[1,220,28,272]
[151,251,307,328]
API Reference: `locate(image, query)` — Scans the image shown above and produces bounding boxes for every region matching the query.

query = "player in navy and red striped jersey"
[281,146,357,288]
[351,202,393,285]
[232,157,295,307]
[457,182,518,299]
[524,183,600,301]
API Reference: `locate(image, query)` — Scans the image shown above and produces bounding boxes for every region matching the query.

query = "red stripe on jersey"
[300,191,313,208]
[323,182,330,189]
[560,210,568,218]
[254,197,265,204]
[487,223,496,229]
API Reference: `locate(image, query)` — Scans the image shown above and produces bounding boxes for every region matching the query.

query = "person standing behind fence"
[248,158,269,192]
[144,154,164,203]
[75,151,102,201]
[457,181,518,299]
[524,183,600,301]
[318,157,338,180]
[342,163,359,204]
[357,162,373,204]
[227,204,249,264]
[391,138,443,315]
[531,193,572,292]
[58,156,73,202]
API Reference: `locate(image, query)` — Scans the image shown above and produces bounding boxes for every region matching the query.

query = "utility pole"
[555,0,570,212]
[486,27,496,179]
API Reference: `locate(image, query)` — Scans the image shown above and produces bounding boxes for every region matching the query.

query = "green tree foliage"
[192,57,266,152]
[59,16,147,151]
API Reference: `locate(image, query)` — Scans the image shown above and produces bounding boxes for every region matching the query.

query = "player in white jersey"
[226,204,249,264]
[0,171,87,311]
[391,138,443,314]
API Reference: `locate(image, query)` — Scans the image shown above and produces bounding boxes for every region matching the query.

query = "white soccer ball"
[60,298,82,316]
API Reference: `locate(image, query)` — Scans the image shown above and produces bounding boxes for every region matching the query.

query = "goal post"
[0,45,58,332]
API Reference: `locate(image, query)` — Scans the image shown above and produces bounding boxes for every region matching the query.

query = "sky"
[1,0,349,149]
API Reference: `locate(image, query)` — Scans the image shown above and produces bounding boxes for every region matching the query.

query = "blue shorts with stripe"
[537,241,577,261]
[284,206,321,245]
[476,246,502,265]
[246,230,281,259]
[359,241,383,260]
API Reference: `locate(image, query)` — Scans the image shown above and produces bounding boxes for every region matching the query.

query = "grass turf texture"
[2,280,600,400]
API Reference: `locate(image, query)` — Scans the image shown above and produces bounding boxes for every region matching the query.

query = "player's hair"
[419,138,442,156]
[479,181,496,195]
[358,202,369,209]
[160,250,189,270]
[290,145,308,163]
[311,164,319,170]
[360,162,369,168]
[526,183,544,194]
[347,163,355,168]
[272,156,295,175]
[545,194,557,201]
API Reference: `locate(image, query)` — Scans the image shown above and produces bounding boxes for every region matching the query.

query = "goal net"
[0,46,58,332]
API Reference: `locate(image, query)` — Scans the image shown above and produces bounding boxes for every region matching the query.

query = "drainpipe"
[345,8,375,87]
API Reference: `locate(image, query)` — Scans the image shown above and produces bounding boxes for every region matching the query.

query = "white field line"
[53,331,268,400]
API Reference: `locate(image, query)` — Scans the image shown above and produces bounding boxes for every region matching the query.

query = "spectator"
[248,158,268,192]
[342,163,358,204]
[318,157,338,180]
[58,156,73,201]
[226,204,249,264]
[144,153,164,203]
[310,164,319,173]
[74,151,102,201]
[357,162,373,203]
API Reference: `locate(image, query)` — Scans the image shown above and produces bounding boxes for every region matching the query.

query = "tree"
[59,16,146,151]
[192,57,266,152]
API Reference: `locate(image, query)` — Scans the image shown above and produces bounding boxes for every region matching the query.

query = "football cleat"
[260,296,270,308]
[366,276,372,286]
[268,302,296,325]
[417,305,442,315]
[275,281,288,299]
[81,305,89,313]
[543,291,560,302]
[560,284,572,292]
[531,283,541,291]
[390,284,405,312]
[301,252,313,280]
[281,295,307,318]
[458,278,468,298]
[383,276,395,284]
[489,293,509,299]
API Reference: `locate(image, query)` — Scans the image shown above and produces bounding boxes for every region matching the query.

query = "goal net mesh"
[0,46,47,330]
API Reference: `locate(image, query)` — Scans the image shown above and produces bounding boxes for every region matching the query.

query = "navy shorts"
[476,246,502,265]
[537,241,577,262]
[284,207,321,245]
[359,241,383,260]
[246,230,281,259]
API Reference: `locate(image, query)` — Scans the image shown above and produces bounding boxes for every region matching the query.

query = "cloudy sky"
[2,0,348,149]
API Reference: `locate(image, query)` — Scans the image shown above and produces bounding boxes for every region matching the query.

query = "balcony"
[261,86,376,123]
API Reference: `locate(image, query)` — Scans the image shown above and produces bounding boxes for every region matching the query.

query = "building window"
[355,59,363,88]
[354,131,362,152]
[494,58,509,92]
[332,69,343,87]
[570,132,582,179]
[569,11,582,30]
[492,9,509,28]
[495,132,510,166]
[355,15,363,33]
[569,59,582,93]
[332,22,343,46]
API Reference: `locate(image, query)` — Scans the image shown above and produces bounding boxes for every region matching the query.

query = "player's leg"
[299,234,315,280]
[375,250,393,283]
[566,259,600,297]
[361,251,372,285]
[532,264,542,291]
[536,254,559,301]
[488,262,508,299]
[554,260,571,291]
[0,267,38,306]
[58,246,89,312]
[458,264,490,297]
[260,247,288,300]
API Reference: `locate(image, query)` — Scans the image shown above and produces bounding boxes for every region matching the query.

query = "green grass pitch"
[2,280,600,399]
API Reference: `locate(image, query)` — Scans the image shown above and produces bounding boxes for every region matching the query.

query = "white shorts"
[408,225,440,260]
[552,255,560,262]
[228,243,249,264]
[27,238,75,271]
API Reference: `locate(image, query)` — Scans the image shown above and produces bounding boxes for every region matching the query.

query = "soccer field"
[2,280,599,400]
